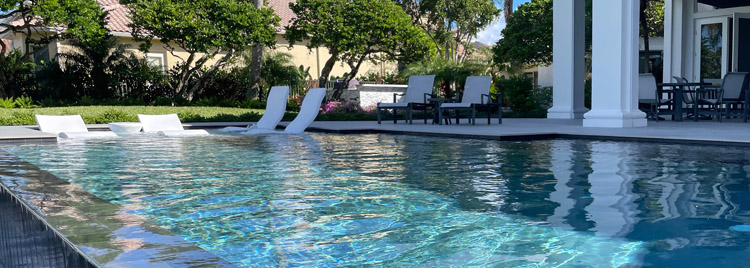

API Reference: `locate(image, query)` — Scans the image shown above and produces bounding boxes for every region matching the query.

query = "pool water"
[5,134,750,267]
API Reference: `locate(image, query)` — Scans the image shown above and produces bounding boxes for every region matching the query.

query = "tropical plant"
[394,0,499,62]
[0,50,36,98]
[0,98,14,108]
[57,36,135,99]
[240,50,311,101]
[286,0,432,96]
[13,96,34,108]
[123,0,280,100]
[0,0,108,98]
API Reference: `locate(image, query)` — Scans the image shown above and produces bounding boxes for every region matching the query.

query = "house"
[548,0,748,128]
[0,0,392,82]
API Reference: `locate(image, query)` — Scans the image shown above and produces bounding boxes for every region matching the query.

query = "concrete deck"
[1,119,749,145]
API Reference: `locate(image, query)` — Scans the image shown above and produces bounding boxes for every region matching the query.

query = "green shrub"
[0,98,14,108]
[194,97,218,107]
[77,96,97,106]
[499,75,539,114]
[0,111,35,125]
[286,99,300,112]
[38,97,65,107]
[89,110,138,123]
[239,99,265,109]
[13,96,35,108]
[152,97,173,106]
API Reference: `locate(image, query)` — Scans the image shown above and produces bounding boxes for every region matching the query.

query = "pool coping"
[4,120,750,147]
[0,150,236,268]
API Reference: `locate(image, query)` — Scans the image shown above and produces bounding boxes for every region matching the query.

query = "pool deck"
[1,119,749,145]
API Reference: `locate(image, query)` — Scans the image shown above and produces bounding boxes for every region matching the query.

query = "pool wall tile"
[0,150,236,268]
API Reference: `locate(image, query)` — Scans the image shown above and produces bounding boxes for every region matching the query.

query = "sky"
[475,0,531,45]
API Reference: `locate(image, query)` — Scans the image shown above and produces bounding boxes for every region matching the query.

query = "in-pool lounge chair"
[35,114,118,139]
[138,114,210,137]
[220,86,290,132]
[377,75,436,124]
[438,76,501,125]
[283,88,327,134]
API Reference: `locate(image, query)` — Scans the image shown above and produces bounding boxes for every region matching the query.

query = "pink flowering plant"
[321,100,363,114]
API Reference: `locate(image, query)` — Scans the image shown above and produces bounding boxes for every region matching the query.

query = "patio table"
[428,98,456,125]
[657,82,713,122]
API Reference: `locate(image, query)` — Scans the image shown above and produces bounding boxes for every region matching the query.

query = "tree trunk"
[248,45,263,100]
[504,0,513,20]
[336,55,367,100]
[247,0,264,101]
[640,0,651,73]
[318,52,338,88]
[186,50,234,101]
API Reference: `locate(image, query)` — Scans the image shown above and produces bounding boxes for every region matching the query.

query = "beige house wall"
[18,32,397,83]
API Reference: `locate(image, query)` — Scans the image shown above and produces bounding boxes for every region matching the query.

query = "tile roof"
[97,0,131,33]
[267,0,297,30]
[10,0,295,35]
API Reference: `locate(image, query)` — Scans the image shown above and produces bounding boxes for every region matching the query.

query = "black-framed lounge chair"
[438,76,501,125]
[638,73,672,120]
[694,72,750,122]
[377,75,436,124]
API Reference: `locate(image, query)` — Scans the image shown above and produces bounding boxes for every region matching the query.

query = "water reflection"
[5,135,750,267]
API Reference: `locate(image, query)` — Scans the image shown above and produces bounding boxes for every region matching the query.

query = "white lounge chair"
[283,88,326,134]
[35,114,118,139]
[377,75,436,124]
[137,114,209,137]
[220,86,290,132]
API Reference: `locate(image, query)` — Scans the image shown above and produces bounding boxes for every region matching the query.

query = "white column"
[548,0,588,119]
[547,140,575,227]
[663,0,684,83]
[585,142,640,237]
[583,0,648,128]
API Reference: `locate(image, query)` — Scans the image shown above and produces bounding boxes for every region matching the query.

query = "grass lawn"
[0,105,379,126]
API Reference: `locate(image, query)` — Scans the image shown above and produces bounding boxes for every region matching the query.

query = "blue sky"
[476,0,531,44]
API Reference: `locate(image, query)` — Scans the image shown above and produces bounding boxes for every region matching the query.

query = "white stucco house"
[548,0,749,127]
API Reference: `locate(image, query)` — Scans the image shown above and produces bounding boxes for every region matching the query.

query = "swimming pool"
[4,133,750,267]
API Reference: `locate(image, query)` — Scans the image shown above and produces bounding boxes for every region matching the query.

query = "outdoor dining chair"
[638,73,672,121]
[377,75,436,124]
[438,76,500,125]
[694,72,750,122]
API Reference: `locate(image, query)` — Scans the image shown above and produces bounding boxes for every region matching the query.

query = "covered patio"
[548,0,750,128]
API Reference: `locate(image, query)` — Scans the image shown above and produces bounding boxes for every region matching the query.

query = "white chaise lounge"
[283,88,326,134]
[220,86,290,132]
[137,114,209,137]
[35,114,117,139]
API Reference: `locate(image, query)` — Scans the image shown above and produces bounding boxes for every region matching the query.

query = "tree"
[123,0,280,101]
[394,0,499,62]
[492,0,552,67]
[58,36,133,99]
[502,0,513,20]
[0,0,108,98]
[493,0,664,68]
[286,0,431,98]
[247,0,264,101]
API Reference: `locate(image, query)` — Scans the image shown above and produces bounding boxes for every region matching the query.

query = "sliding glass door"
[694,17,729,82]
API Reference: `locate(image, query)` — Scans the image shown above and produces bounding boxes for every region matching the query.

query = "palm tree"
[504,0,513,20]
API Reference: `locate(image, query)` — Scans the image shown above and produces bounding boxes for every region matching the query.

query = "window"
[146,52,166,71]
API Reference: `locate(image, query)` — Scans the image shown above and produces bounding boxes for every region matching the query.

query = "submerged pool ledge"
[0,150,236,268]
[3,118,750,147]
